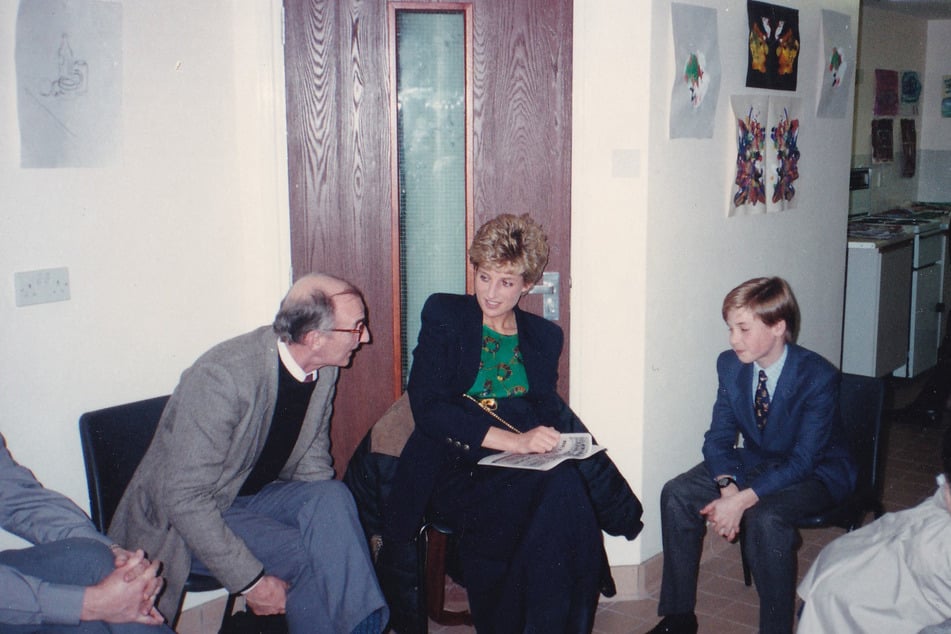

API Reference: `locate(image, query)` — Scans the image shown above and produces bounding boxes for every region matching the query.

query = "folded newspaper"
[477,433,606,471]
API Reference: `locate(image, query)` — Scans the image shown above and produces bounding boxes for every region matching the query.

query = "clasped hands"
[81,546,165,625]
[700,484,758,543]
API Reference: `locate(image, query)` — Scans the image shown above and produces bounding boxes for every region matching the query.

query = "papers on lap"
[477,433,606,471]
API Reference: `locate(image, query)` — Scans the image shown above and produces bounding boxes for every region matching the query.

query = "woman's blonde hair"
[468,213,550,285]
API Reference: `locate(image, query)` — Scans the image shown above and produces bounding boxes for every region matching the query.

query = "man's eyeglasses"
[327,322,367,337]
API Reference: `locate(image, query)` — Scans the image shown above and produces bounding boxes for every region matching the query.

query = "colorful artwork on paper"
[816,10,852,119]
[745,1,799,92]
[767,97,800,212]
[669,3,721,139]
[900,119,916,178]
[872,119,894,163]
[901,71,922,116]
[730,95,768,216]
[730,95,802,216]
[874,69,899,116]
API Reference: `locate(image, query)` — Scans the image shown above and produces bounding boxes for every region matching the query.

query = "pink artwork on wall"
[874,69,899,116]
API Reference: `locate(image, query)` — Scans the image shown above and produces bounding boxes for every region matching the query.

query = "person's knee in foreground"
[0,432,170,633]
[108,273,388,633]
[796,425,951,634]
[645,277,856,634]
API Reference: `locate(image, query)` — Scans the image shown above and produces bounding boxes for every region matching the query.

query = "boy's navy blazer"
[702,344,857,503]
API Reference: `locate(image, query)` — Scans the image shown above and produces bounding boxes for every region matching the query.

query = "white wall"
[573,0,859,567]
[0,0,862,589]
[852,6,927,210]
[918,19,951,201]
[0,0,290,550]
[571,0,651,567]
[849,11,951,215]
[921,20,951,151]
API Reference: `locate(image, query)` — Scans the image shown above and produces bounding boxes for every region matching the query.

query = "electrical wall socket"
[14,267,71,307]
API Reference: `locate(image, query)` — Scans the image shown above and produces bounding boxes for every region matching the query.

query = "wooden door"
[284,0,572,474]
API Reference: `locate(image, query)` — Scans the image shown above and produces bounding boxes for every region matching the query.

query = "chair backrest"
[838,373,886,500]
[78,395,170,533]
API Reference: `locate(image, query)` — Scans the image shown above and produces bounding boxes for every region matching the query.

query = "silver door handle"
[528,271,559,321]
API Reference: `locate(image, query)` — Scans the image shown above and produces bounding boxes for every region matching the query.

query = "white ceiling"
[863,0,951,20]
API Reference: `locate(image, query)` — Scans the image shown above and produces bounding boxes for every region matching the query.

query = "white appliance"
[842,235,913,377]
[864,208,947,377]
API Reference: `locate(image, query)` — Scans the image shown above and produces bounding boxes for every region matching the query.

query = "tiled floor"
[176,372,950,634]
[428,373,951,634]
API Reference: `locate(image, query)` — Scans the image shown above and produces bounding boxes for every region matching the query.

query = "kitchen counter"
[847,224,914,250]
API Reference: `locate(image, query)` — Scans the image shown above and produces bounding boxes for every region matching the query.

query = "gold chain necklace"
[462,393,522,434]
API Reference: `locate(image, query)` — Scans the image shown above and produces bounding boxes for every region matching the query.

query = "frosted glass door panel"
[396,10,467,385]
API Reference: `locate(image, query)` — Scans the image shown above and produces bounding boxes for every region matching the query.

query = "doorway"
[283,0,573,472]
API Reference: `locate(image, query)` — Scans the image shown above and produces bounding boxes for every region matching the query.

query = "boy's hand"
[700,488,759,541]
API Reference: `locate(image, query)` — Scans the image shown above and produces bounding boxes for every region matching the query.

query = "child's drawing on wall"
[16,0,122,168]
[730,95,768,216]
[768,100,800,212]
[874,69,900,116]
[669,3,721,139]
[816,10,853,119]
[745,1,800,92]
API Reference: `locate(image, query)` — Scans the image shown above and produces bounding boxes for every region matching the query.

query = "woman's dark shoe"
[644,613,698,634]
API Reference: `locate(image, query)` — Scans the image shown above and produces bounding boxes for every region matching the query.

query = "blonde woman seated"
[384,213,642,633]
[797,426,951,634]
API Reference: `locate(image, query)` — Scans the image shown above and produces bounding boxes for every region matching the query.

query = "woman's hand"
[483,426,561,454]
[513,426,561,454]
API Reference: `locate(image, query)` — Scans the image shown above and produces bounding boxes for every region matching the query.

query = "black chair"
[742,372,887,586]
[78,395,238,629]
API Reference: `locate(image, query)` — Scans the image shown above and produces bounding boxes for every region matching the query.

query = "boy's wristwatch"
[716,476,736,489]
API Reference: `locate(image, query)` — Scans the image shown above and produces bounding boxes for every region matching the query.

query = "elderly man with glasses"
[109,273,387,634]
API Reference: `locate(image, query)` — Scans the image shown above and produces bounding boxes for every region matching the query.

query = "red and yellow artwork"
[745,1,799,92]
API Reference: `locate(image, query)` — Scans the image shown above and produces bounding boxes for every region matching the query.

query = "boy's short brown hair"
[722,277,800,343]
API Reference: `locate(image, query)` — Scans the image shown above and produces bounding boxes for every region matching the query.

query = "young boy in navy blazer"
[646,277,856,634]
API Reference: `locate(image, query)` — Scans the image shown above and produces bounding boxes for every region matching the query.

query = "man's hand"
[700,486,759,542]
[110,545,148,583]
[81,549,166,625]
[245,575,289,616]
